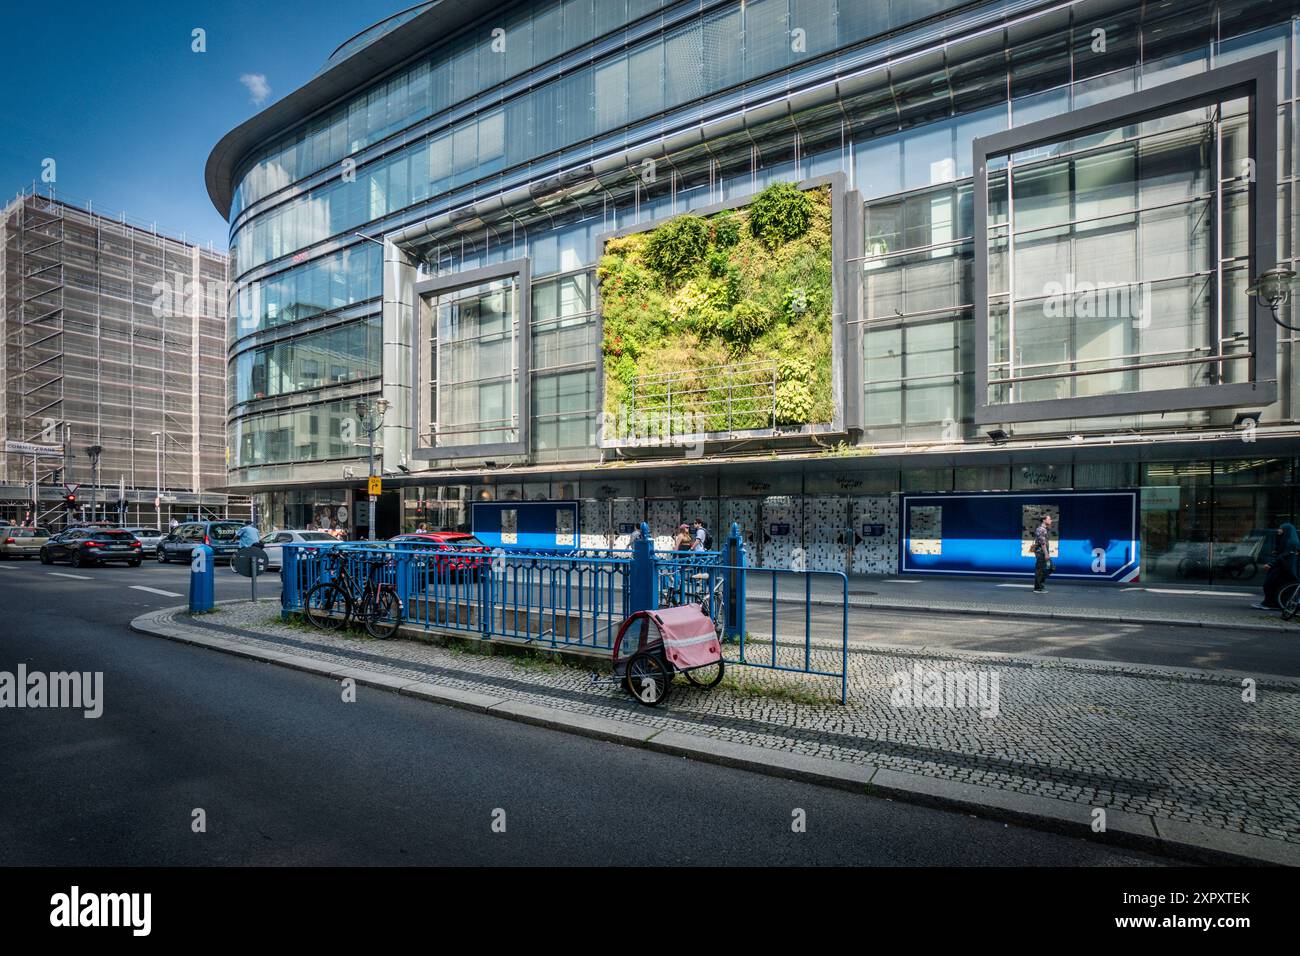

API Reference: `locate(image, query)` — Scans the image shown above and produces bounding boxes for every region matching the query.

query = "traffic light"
[64,493,77,509]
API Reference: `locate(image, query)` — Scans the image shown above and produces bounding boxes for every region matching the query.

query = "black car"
[156,520,242,564]
[40,528,143,568]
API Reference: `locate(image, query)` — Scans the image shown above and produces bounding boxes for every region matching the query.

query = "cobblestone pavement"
[152,602,1300,848]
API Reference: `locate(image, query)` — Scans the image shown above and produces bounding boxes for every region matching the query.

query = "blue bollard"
[724,521,746,641]
[189,544,215,612]
[629,520,656,613]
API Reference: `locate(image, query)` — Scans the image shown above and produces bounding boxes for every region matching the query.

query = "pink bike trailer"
[649,604,722,671]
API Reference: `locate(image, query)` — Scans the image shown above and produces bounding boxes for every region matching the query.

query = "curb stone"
[130,605,1298,867]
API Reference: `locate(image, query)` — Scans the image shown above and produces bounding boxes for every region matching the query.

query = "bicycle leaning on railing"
[303,549,404,639]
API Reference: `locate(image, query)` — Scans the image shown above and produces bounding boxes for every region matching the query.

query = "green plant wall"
[598,182,834,432]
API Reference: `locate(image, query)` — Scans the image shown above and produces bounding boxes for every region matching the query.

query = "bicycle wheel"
[625,651,671,706]
[363,589,402,639]
[1280,582,1300,621]
[304,582,351,631]
[684,658,724,688]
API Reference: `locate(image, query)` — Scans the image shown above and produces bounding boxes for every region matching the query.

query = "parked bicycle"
[303,550,403,639]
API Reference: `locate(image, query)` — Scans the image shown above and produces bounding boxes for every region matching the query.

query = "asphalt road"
[0,558,1173,866]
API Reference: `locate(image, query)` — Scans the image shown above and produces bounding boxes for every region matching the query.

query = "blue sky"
[0,0,411,250]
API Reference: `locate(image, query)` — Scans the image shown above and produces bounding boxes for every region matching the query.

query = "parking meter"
[189,544,215,612]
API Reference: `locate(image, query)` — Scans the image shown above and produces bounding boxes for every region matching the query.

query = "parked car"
[40,528,143,567]
[254,529,337,569]
[156,520,242,564]
[0,526,52,560]
[389,531,489,579]
[122,526,165,551]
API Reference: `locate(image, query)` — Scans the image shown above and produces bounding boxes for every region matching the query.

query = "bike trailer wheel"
[625,651,671,706]
[684,658,724,689]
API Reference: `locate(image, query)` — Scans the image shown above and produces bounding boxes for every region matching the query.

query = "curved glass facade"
[220,0,1300,498]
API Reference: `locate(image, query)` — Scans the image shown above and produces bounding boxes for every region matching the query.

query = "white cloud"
[239,73,271,106]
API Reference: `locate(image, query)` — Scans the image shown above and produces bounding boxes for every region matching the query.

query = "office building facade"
[210,0,1300,582]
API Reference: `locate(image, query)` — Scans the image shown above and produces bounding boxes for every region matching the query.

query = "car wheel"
[128,559,141,567]
[39,550,52,565]
[70,551,83,568]
[157,547,168,563]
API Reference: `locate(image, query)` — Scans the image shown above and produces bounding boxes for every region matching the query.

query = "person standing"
[1255,523,1300,610]
[1032,513,1054,594]
[673,523,692,551]
[237,517,261,550]
[169,516,179,533]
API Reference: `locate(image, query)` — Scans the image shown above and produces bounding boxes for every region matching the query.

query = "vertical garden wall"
[598,182,835,434]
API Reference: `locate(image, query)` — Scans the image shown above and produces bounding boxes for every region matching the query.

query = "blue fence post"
[282,544,299,619]
[395,546,410,620]
[724,521,746,641]
[629,520,656,613]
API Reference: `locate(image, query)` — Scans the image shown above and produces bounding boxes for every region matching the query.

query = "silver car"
[257,529,338,569]
[124,527,165,551]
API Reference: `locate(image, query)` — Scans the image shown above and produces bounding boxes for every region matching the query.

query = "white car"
[123,527,165,551]
[257,529,337,568]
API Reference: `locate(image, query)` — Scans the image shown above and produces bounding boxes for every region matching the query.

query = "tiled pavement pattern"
[151,602,1300,847]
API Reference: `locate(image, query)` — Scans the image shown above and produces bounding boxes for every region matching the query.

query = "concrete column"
[382,240,416,474]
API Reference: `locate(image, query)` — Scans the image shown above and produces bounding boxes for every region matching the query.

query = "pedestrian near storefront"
[1254,523,1300,610]
[1032,513,1054,593]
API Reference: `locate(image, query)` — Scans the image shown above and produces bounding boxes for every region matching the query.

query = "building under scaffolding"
[0,189,247,527]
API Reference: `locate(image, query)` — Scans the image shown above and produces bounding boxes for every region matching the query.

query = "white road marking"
[1131,588,1254,598]
[48,571,91,580]
[996,583,1035,588]
[882,579,924,584]
[130,585,183,598]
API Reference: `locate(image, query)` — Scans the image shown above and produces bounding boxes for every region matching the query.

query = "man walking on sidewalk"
[1032,513,1054,594]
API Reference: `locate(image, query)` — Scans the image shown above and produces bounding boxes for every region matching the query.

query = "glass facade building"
[211,0,1300,581]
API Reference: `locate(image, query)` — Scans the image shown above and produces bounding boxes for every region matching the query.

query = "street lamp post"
[151,431,162,525]
[86,445,102,523]
[355,398,391,541]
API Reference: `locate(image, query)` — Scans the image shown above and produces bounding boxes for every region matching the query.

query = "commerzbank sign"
[4,440,64,457]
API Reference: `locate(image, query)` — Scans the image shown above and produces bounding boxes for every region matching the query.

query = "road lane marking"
[130,585,183,598]
[48,571,91,580]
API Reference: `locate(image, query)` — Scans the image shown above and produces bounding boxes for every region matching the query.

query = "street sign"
[5,440,63,457]
[368,476,382,496]
[64,482,80,495]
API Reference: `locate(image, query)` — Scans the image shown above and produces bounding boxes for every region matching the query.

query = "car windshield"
[298,532,335,541]
[209,524,240,540]
[98,530,135,540]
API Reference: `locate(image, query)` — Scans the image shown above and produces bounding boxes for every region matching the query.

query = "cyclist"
[1255,523,1299,610]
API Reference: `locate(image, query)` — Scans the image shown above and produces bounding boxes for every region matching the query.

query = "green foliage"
[643,214,709,285]
[598,182,834,428]
[747,181,816,250]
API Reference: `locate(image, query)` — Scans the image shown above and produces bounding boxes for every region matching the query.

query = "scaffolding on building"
[0,186,247,528]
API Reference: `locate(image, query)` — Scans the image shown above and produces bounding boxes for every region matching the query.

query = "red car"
[389,532,489,579]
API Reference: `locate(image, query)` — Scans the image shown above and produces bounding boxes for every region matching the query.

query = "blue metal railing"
[282,519,849,703]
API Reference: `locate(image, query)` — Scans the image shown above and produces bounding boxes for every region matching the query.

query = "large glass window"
[231,318,380,406]
[977,55,1277,423]
[228,397,366,469]
[418,268,527,456]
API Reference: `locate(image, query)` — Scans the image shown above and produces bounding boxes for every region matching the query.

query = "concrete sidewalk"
[746,573,1287,632]
[133,601,1300,866]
